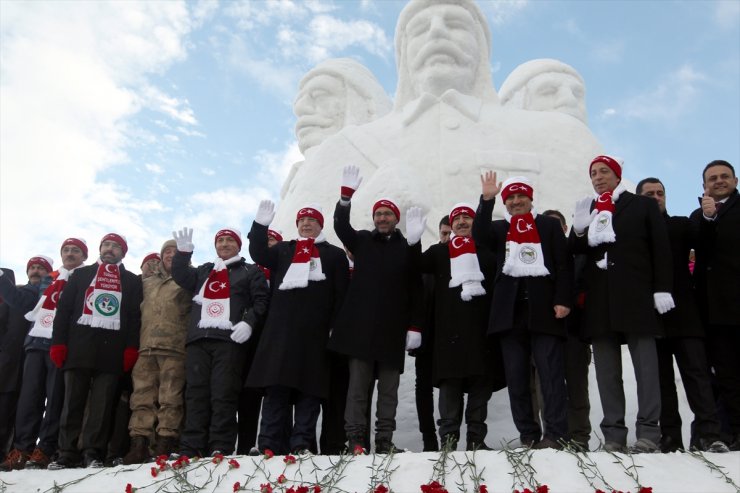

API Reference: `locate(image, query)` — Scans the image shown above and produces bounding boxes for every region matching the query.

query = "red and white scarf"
[448,234,486,301]
[279,232,326,290]
[25,266,79,338]
[194,255,241,329]
[503,210,550,278]
[587,182,626,247]
[78,260,123,330]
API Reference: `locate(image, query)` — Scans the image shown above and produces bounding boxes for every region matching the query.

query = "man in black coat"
[473,173,572,450]
[246,201,349,455]
[689,160,740,450]
[328,165,425,454]
[0,259,49,470]
[637,177,729,453]
[171,227,269,457]
[49,234,143,469]
[422,203,501,451]
[570,155,674,454]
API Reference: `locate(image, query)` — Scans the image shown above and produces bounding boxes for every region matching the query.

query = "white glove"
[653,292,675,315]
[172,227,194,253]
[341,165,363,199]
[255,200,275,226]
[405,330,422,351]
[230,321,253,344]
[572,196,597,235]
[405,206,427,245]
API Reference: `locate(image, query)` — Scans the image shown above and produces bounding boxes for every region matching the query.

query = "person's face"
[590,163,620,194]
[544,213,568,235]
[161,246,176,274]
[639,182,666,213]
[26,264,49,285]
[141,259,161,279]
[215,236,240,260]
[297,217,322,239]
[526,72,586,124]
[405,4,479,97]
[100,240,124,264]
[294,74,346,153]
[703,165,738,201]
[60,245,86,270]
[504,193,533,216]
[451,214,473,237]
[438,224,451,243]
[373,207,399,234]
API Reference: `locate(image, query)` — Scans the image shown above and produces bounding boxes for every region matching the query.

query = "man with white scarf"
[246,201,349,455]
[570,155,674,454]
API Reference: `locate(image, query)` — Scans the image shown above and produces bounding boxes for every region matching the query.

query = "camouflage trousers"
[128,351,186,441]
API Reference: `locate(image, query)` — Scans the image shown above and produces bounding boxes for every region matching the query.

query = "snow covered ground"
[1,346,738,493]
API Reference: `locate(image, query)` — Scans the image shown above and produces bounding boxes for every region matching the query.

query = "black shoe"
[48,453,82,470]
[422,433,439,452]
[123,436,151,465]
[697,438,730,453]
[291,445,311,455]
[248,447,261,456]
[374,438,403,454]
[466,441,492,451]
[730,434,740,452]
[520,436,538,448]
[660,435,683,453]
[83,451,104,468]
[346,434,367,455]
[152,435,179,458]
[532,438,561,450]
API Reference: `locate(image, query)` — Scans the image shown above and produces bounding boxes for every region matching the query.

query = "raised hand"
[405,206,427,245]
[255,200,276,226]
[701,192,717,218]
[341,165,363,199]
[480,170,502,200]
[172,227,194,253]
[572,197,596,234]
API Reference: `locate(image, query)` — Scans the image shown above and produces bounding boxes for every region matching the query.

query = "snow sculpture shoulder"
[273,0,604,246]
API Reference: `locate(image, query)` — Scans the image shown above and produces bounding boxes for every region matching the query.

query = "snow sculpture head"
[294,58,392,154]
[499,58,587,124]
[394,0,498,108]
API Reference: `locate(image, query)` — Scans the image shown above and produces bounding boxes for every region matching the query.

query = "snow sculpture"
[273,0,604,246]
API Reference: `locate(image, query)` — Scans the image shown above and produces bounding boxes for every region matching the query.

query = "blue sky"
[1,0,738,277]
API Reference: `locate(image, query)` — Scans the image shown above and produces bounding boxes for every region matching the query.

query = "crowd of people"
[0,157,737,471]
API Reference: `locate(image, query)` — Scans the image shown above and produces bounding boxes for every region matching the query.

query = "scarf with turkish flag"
[194,255,241,329]
[279,233,327,290]
[25,266,79,338]
[448,234,486,301]
[503,211,550,278]
[587,181,627,247]
[78,260,123,330]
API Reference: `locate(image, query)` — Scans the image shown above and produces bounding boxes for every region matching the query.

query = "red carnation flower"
[313,486,322,493]
[260,484,273,493]
[638,488,653,493]
[537,486,549,493]
[284,454,297,465]
[233,482,241,492]
[264,449,275,459]
[212,453,224,464]
[228,458,240,469]
[150,467,159,477]
[375,485,389,493]
[353,444,365,455]
[478,486,488,493]
[125,484,135,493]
[278,474,287,484]
[297,487,309,493]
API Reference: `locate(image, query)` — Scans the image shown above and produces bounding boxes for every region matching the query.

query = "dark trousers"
[0,391,19,457]
[180,339,244,455]
[13,349,64,454]
[437,376,493,445]
[565,335,592,445]
[656,336,721,447]
[320,352,349,455]
[106,374,132,461]
[705,325,740,436]
[58,369,118,460]
[236,388,262,454]
[414,350,437,441]
[258,385,320,455]
[345,358,399,442]
[499,314,568,443]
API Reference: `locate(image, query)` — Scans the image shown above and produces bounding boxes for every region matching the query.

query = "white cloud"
[714,0,740,29]
[482,0,529,26]
[600,64,707,121]
[0,1,195,274]
[140,85,198,126]
[201,167,216,176]
[145,163,165,174]
[254,140,303,189]
[590,40,625,64]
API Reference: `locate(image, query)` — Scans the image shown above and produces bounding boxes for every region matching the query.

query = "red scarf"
[25,267,77,338]
[78,261,123,330]
[279,235,326,290]
[503,212,550,277]
[448,234,485,301]
[588,191,617,246]
[194,256,240,329]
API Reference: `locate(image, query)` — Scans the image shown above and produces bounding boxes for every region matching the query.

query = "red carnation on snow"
[150,467,159,477]
[537,486,549,493]
[420,480,449,493]
[264,449,275,459]
[478,486,488,493]
[233,482,241,492]
[374,485,389,493]
[125,484,135,493]
[638,488,653,493]
[284,454,297,465]
[278,474,287,484]
[228,458,240,469]
[260,484,273,493]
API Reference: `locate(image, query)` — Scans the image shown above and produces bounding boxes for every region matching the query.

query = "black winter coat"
[473,197,573,337]
[661,214,703,337]
[420,241,503,386]
[569,191,672,339]
[52,263,142,374]
[328,201,423,371]
[690,190,740,326]
[246,222,349,398]
[0,274,38,392]
[171,251,270,346]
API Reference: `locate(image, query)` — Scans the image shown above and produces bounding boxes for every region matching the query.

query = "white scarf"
[502,209,550,278]
[78,260,123,330]
[194,255,241,329]
[25,266,80,338]
[587,182,627,270]
[447,234,486,301]
[279,232,327,290]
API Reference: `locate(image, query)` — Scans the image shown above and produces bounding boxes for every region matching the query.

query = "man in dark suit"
[689,160,740,451]
[570,155,674,454]
[473,172,572,450]
[638,177,728,453]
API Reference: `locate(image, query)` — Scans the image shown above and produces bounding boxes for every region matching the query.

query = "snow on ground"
[1,347,739,493]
